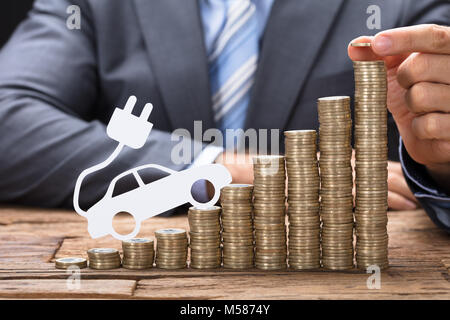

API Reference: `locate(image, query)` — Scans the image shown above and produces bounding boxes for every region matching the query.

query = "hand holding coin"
[348,24,450,195]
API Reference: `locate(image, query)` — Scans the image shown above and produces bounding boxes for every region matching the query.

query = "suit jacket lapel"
[245,0,344,131]
[133,0,214,131]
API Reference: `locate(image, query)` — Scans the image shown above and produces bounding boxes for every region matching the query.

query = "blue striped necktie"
[208,0,258,138]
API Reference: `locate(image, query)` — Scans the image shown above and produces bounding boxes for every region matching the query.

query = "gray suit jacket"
[0,0,448,210]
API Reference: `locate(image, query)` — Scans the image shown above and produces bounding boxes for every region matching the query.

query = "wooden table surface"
[0,206,449,299]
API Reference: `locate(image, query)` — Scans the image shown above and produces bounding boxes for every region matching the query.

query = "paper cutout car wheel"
[110,211,141,241]
[189,179,221,208]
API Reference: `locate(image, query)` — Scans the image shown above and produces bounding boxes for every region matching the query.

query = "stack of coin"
[122,238,154,269]
[284,130,321,269]
[55,257,87,269]
[353,61,389,270]
[252,155,287,270]
[87,248,121,269]
[188,206,222,269]
[318,96,355,270]
[155,228,188,269]
[220,184,254,269]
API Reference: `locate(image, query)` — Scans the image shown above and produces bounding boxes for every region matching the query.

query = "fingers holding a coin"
[350,25,450,170]
[347,36,379,61]
[372,24,450,56]
[348,36,410,69]
[372,24,450,192]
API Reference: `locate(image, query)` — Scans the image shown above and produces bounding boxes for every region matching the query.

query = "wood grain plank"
[442,259,450,274]
[0,206,82,225]
[0,207,449,299]
[134,273,450,300]
[0,234,63,263]
[0,279,136,299]
[0,264,446,280]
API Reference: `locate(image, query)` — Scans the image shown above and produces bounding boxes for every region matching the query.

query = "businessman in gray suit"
[0,0,448,231]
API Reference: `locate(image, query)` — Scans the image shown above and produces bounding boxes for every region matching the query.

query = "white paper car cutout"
[86,163,231,240]
[73,96,232,241]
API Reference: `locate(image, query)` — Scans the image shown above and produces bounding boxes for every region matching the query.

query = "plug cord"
[73,142,125,217]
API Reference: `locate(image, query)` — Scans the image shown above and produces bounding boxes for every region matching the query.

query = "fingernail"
[374,35,392,54]
[405,200,417,210]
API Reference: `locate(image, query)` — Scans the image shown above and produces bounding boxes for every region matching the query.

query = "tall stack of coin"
[220,184,254,269]
[122,238,154,269]
[353,61,389,270]
[188,206,222,269]
[87,248,121,269]
[284,130,321,269]
[155,228,188,269]
[252,155,287,270]
[318,96,354,270]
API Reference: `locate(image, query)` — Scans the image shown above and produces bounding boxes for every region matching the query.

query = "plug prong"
[140,103,153,120]
[123,95,137,113]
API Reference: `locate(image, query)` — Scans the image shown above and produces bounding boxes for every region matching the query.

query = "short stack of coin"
[55,257,87,269]
[284,130,321,269]
[318,96,355,270]
[252,155,287,270]
[87,248,121,269]
[353,61,389,270]
[155,228,188,269]
[122,238,154,269]
[188,206,222,269]
[220,184,254,269]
